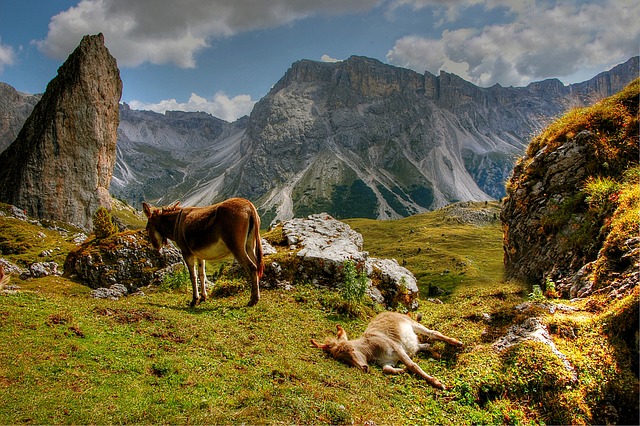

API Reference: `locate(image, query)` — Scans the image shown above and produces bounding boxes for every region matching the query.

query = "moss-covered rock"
[501,79,639,298]
[64,229,182,292]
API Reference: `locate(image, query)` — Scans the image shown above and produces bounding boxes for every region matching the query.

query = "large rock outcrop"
[262,213,420,310]
[501,80,639,298]
[0,33,122,231]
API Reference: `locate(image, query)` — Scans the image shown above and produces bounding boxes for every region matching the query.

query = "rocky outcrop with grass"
[501,79,639,299]
[262,213,419,310]
[64,229,182,292]
[0,33,122,231]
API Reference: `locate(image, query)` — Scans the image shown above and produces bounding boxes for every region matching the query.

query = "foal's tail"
[250,207,264,279]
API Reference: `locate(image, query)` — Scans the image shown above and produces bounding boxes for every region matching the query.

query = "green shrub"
[528,285,545,303]
[159,267,190,292]
[92,207,118,239]
[318,260,374,318]
[340,260,368,305]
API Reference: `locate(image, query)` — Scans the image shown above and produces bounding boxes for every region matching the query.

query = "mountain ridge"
[1,56,637,224]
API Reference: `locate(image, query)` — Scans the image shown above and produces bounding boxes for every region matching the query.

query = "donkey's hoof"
[247,297,259,307]
[189,299,199,308]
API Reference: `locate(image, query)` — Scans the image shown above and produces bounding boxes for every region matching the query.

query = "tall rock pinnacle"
[0,33,122,230]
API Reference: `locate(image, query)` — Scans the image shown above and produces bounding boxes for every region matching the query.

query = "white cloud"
[387,0,640,87]
[0,39,15,73]
[320,54,341,63]
[128,92,256,122]
[36,0,381,68]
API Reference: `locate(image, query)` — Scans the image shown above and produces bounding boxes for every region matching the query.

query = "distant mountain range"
[1,56,637,224]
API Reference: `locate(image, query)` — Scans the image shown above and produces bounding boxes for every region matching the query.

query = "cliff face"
[205,56,637,224]
[501,79,639,297]
[0,34,122,230]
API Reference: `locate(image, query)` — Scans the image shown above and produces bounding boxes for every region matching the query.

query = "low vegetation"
[1,200,637,424]
[527,78,638,175]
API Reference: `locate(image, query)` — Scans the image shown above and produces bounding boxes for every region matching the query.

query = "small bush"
[318,260,375,318]
[159,267,190,292]
[340,260,368,305]
[92,207,118,239]
[528,285,545,303]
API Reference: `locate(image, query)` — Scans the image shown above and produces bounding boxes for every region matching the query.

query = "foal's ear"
[336,325,348,341]
[142,202,153,218]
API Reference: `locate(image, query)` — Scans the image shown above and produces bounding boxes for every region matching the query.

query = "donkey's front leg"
[197,258,207,304]
[183,254,200,307]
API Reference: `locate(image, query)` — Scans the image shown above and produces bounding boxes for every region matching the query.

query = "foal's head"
[142,201,180,250]
[311,325,369,372]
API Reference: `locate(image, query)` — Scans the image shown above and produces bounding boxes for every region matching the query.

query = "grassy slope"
[1,201,637,424]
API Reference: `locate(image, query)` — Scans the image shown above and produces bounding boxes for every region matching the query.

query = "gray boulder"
[263,213,419,310]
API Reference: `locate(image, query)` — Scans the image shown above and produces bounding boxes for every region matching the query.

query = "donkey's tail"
[251,208,264,279]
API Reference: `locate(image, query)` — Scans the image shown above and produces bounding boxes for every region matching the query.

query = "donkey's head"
[142,202,179,250]
[311,325,369,372]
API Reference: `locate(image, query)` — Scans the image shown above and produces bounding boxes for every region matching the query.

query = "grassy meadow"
[0,201,637,424]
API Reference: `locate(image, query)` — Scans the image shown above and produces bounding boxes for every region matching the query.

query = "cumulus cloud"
[128,92,256,122]
[387,0,640,87]
[320,54,341,62]
[0,39,15,73]
[36,0,381,68]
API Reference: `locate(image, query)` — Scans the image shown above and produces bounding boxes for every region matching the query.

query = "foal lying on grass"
[312,311,463,390]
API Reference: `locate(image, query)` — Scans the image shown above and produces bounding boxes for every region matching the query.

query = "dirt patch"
[93,306,162,324]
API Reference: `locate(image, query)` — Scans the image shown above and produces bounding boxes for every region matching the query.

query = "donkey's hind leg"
[244,230,261,307]
[230,251,260,306]
[225,223,260,306]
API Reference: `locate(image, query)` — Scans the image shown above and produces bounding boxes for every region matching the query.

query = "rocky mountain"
[2,55,637,224]
[0,83,41,153]
[0,33,122,231]
[113,56,638,224]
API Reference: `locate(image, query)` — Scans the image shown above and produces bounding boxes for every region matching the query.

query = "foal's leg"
[395,346,446,390]
[183,253,200,307]
[412,322,463,347]
[197,258,207,303]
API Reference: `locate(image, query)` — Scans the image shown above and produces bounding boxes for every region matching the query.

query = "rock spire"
[0,33,122,230]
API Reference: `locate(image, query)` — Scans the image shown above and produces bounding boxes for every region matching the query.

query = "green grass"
[345,201,505,298]
[0,201,637,424]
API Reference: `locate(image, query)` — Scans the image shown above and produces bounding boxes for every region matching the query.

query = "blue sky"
[0,0,638,121]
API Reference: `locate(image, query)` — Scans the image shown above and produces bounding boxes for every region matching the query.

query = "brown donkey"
[312,311,463,390]
[143,198,264,307]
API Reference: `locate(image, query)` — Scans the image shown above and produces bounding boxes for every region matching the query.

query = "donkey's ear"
[311,339,328,350]
[142,202,153,218]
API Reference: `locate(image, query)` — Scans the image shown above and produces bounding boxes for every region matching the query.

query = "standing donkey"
[142,198,264,307]
[312,311,463,390]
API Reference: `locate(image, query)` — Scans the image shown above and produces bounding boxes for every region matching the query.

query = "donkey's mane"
[160,202,181,214]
